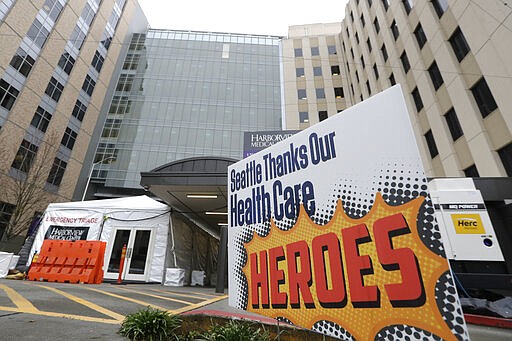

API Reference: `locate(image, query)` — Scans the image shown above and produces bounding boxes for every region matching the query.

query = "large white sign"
[228,86,468,340]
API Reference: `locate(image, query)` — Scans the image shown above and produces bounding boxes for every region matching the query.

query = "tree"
[0,130,62,241]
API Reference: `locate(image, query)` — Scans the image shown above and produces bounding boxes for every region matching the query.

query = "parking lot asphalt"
[1,278,511,340]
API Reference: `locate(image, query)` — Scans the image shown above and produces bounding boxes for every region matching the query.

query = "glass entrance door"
[105,227,154,281]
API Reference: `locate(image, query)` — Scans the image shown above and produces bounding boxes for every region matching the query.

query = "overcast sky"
[137,0,349,36]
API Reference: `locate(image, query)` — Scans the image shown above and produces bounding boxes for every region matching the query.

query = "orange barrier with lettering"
[28,240,106,284]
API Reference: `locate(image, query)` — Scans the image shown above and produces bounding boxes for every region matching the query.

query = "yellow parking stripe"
[115,286,193,305]
[83,286,168,311]
[149,288,223,300]
[0,284,38,312]
[0,306,120,324]
[172,294,228,314]
[32,284,125,322]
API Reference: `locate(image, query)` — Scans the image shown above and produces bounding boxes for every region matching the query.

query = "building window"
[432,0,448,18]
[360,14,365,26]
[367,38,372,52]
[449,27,470,62]
[9,48,35,77]
[102,119,122,138]
[411,87,423,112]
[122,53,140,70]
[57,52,75,75]
[47,158,67,187]
[319,111,328,122]
[381,44,388,61]
[116,74,134,92]
[72,99,87,121]
[0,78,20,110]
[0,202,16,240]
[328,45,337,55]
[368,0,373,6]
[444,108,463,141]
[109,95,131,114]
[361,56,365,69]
[91,51,105,73]
[311,46,320,56]
[390,20,399,40]
[366,80,371,95]
[400,51,410,73]
[355,71,360,82]
[382,0,390,11]
[30,106,52,133]
[350,11,354,22]
[11,139,38,173]
[296,67,305,77]
[424,130,439,158]
[414,24,427,49]
[403,0,413,14]
[498,143,512,176]
[299,111,309,123]
[389,73,396,86]
[471,77,497,118]
[374,17,380,33]
[373,64,379,79]
[316,88,325,99]
[27,19,50,48]
[80,2,96,26]
[43,0,64,22]
[101,31,113,50]
[108,12,120,30]
[355,32,360,44]
[82,75,96,96]
[294,48,303,57]
[313,67,322,76]
[464,165,479,177]
[331,65,340,75]
[45,77,64,102]
[298,89,307,99]
[334,87,344,98]
[95,142,118,163]
[61,127,78,150]
[428,61,444,90]
[350,48,354,59]
[70,26,86,50]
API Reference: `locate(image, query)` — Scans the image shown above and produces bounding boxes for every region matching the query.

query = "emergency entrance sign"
[228,86,468,340]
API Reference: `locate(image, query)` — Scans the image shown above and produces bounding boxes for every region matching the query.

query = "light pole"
[81,156,116,201]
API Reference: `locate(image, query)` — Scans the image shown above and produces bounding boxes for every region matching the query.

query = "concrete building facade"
[343,0,512,178]
[0,0,147,243]
[282,23,352,130]
[283,0,512,179]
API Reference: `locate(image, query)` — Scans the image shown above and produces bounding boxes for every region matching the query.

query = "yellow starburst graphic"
[243,193,456,340]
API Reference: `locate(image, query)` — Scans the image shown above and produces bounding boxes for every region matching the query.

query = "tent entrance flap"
[104,227,155,282]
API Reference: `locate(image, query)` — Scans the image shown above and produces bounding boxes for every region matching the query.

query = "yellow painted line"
[172,294,228,314]
[83,286,168,311]
[0,306,120,324]
[149,288,222,300]
[0,284,38,312]
[115,286,193,305]
[32,284,125,322]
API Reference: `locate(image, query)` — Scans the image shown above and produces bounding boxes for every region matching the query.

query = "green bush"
[182,320,272,341]
[119,307,181,340]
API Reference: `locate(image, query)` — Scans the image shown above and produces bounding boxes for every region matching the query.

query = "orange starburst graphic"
[243,193,456,340]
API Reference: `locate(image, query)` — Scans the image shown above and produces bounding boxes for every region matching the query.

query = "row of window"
[299,111,329,124]
[297,86,344,100]
[10,138,67,186]
[294,45,337,57]
[296,65,341,77]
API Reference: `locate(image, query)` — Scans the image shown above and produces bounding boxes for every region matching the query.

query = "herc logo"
[451,214,485,234]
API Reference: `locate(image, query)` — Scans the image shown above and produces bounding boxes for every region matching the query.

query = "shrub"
[184,320,272,341]
[119,307,181,340]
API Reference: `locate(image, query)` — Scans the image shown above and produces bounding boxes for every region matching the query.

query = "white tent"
[28,196,170,283]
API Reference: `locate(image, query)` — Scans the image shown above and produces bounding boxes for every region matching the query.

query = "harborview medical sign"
[228,86,468,340]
